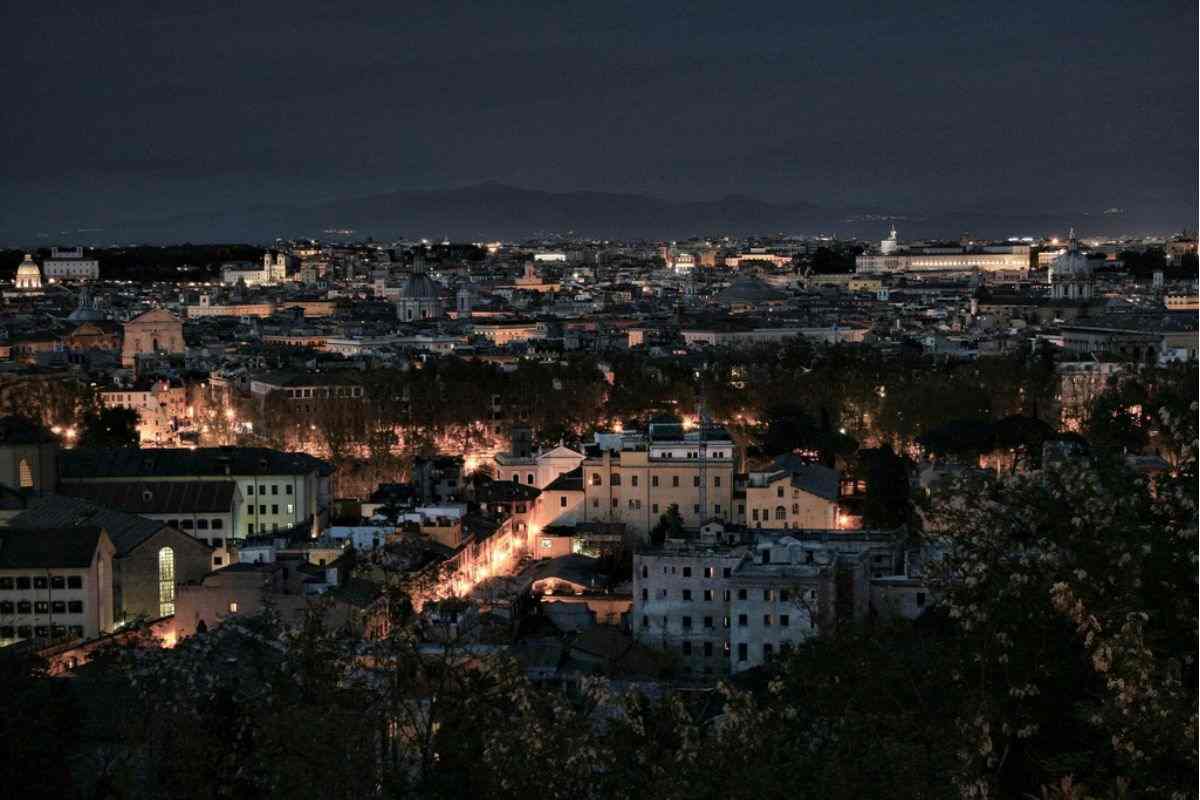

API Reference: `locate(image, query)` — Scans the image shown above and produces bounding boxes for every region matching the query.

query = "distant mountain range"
[3,182,1178,244]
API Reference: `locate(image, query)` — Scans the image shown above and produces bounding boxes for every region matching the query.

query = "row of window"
[645,564,732,579]
[0,600,85,615]
[0,575,83,591]
[751,505,803,521]
[245,483,293,496]
[0,625,85,640]
[675,640,792,661]
[641,613,799,630]
[641,587,813,604]
[246,504,294,516]
[592,499,722,516]
[167,518,224,531]
[590,473,722,488]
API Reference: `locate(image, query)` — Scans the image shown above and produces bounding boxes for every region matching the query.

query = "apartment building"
[739,456,840,529]
[0,526,116,646]
[633,526,898,676]
[59,447,332,538]
[577,422,736,536]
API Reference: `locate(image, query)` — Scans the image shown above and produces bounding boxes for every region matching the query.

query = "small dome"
[1050,247,1092,280]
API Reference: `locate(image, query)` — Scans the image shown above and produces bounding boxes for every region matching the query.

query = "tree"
[77,407,140,448]
[649,504,685,546]
[854,445,914,529]
[925,402,1198,797]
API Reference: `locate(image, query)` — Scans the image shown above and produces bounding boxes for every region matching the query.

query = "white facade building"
[42,247,99,281]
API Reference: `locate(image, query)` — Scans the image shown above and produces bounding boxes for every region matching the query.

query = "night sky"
[2,1,1196,242]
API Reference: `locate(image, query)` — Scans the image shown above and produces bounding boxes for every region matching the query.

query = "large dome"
[14,254,41,289]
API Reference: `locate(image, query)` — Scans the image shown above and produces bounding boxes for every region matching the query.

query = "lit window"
[158,547,175,616]
[18,459,32,489]
[229,601,238,613]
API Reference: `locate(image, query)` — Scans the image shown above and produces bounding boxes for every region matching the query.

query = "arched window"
[17,458,32,489]
[526,473,535,485]
[774,506,786,521]
[158,547,176,617]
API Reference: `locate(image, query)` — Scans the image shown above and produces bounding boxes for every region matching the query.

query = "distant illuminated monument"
[14,254,42,290]
[1048,228,1095,301]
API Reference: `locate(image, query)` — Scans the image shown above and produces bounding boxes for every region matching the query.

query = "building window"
[35,601,49,613]
[651,476,659,488]
[763,614,773,626]
[641,615,649,628]
[652,504,659,514]
[763,590,773,601]
[560,496,567,508]
[792,503,799,514]
[0,601,12,614]
[50,576,65,590]
[212,519,224,530]
[641,565,648,578]
[682,641,692,655]
[272,484,279,495]
[271,505,279,515]
[682,616,692,629]
[527,473,535,485]
[777,486,784,498]
[682,589,692,601]
[703,641,713,657]
[286,504,294,515]
[672,476,680,488]
[158,547,176,616]
[33,576,47,589]
[591,473,602,486]
[682,566,692,577]
[738,614,748,627]
[259,505,266,515]
[713,476,721,488]
[631,475,638,487]
[18,459,32,489]
[247,505,255,515]
[611,474,621,486]
[247,485,255,495]
[51,601,66,614]
[738,643,748,662]
[738,589,747,600]
[197,519,209,530]
[704,589,713,601]
[775,506,786,520]
[641,588,648,600]
[286,485,293,495]
[780,614,790,627]
[693,476,700,487]
[0,577,10,590]
[916,592,927,607]
[17,600,32,614]
[764,643,775,659]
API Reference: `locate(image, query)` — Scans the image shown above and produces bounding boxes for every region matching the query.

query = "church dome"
[1050,232,1093,280]
[400,272,442,299]
[14,254,41,289]
[67,286,105,322]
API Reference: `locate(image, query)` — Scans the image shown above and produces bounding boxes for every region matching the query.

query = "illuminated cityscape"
[0,2,1196,798]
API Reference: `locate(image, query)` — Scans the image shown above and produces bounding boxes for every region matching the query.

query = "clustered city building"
[0,226,1194,679]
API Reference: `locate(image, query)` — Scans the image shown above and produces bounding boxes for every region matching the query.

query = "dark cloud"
[1,0,1195,241]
